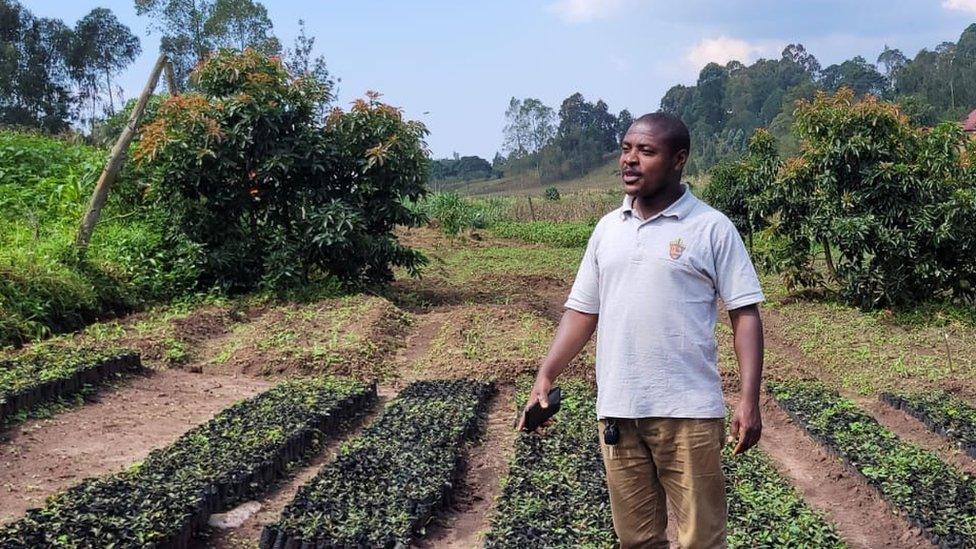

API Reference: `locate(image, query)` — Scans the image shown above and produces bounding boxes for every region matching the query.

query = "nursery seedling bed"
[262,379,495,549]
[0,376,375,548]
[881,391,976,460]
[0,346,141,422]
[483,380,615,548]
[770,381,976,548]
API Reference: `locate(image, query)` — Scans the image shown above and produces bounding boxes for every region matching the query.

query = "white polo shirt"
[565,185,764,419]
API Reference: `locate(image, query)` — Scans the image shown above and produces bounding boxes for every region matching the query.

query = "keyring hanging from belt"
[604,418,620,445]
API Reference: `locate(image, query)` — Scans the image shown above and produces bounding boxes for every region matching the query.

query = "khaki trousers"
[598,417,727,549]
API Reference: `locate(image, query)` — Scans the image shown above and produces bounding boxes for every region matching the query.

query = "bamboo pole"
[75,54,170,251]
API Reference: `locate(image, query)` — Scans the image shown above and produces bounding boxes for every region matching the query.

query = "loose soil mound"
[414,303,594,384]
[199,295,409,381]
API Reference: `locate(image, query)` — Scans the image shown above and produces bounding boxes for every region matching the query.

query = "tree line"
[663,24,976,173]
[0,0,333,139]
[0,1,140,133]
[495,93,631,183]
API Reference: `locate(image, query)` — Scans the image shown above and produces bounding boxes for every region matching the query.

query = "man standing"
[517,113,764,548]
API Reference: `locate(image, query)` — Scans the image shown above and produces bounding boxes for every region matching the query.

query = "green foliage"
[881,391,976,458]
[413,192,507,235]
[135,50,429,291]
[0,130,200,346]
[430,155,499,184]
[544,185,560,201]
[264,379,494,548]
[770,380,976,547]
[135,0,281,85]
[490,221,594,248]
[0,345,139,420]
[501,93,622,185]
[0,376,376,547]
[723,426,845,548]
[768,89,976,307]
[484,379,615,547]
[700,129,777,255]
[0,0,74,132]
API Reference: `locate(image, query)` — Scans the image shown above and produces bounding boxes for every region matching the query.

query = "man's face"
[619,124,687,197]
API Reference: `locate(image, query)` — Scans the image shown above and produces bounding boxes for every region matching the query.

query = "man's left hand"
[728,398,762,455]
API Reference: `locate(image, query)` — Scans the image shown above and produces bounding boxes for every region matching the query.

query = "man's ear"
[672,149,689,172]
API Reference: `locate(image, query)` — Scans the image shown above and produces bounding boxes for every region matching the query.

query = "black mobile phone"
[520,387,562,432]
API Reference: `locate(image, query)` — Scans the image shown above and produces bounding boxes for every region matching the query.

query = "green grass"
[490,221,595,248]
[0,130,199,347]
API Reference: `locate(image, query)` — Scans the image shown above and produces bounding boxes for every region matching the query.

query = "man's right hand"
[515,375,553,431]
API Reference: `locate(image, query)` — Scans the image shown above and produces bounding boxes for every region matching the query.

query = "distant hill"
[454,157,620,196]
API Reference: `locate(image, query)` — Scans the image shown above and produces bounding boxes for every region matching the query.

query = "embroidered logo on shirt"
[669,238,686,260]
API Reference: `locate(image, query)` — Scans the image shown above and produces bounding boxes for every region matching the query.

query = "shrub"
[715,89,976,308]
[544,185,560,201]
[135,49,429,292]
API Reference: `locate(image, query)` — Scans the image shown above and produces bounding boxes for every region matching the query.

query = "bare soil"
[418,386,518,548]
[757,394,934,548]
[0,368,272,525]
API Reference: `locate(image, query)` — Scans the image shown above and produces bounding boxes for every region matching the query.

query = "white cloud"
[943,0,976,12]
[686,36,776,70]
[547,0,624,23]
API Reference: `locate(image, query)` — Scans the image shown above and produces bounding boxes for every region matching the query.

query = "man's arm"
[728,303,763,455]
[516,309,598,431]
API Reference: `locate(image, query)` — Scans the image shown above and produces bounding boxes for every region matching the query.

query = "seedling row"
[483,379,615,548]
[0,345,141,422]
[723,432,845,548]
[484,380,844,548]
[262,378,495,549]
[770,380,976,548]
[881,390,976,459]
[0,376,376,548]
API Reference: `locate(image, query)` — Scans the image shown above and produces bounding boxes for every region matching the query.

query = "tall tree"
[617,108,633,142]
[135,0,280,85]
[877,45,907,92]
[69,7,140,130]
[0,1,74,131]
[205,0,278,53]
[285,18,335,114]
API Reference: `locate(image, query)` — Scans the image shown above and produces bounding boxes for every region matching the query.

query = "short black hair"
[629,112,690,155]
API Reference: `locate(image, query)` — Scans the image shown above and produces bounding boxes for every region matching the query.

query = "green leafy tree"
[134,50,428,291]
[135,0,280,85]
[205,0,278,53]
[69,8,140,131]
[616,108,633,142]
[285,18,335,116]
[0,0,75,131]
[767,88,976,307]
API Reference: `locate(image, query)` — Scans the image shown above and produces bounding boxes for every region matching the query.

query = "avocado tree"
[135,49,428,291]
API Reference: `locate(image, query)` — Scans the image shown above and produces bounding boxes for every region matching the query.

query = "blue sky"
[26,0,976,159]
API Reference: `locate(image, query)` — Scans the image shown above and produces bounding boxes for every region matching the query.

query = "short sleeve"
[564,230,601,314]
[712,218,765,310]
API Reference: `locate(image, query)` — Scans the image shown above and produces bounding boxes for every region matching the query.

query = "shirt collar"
[620,183,696,221]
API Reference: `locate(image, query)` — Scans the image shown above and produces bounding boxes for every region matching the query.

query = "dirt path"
[0,369,272,525]
[201,387,398,548]
[858,396,976,477]
[757,394,934,548]
[419,386,518,548]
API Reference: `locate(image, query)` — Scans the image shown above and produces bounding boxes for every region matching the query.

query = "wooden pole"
[164,61,179,95]
[75,54,170,251]
[527,195,537,222]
